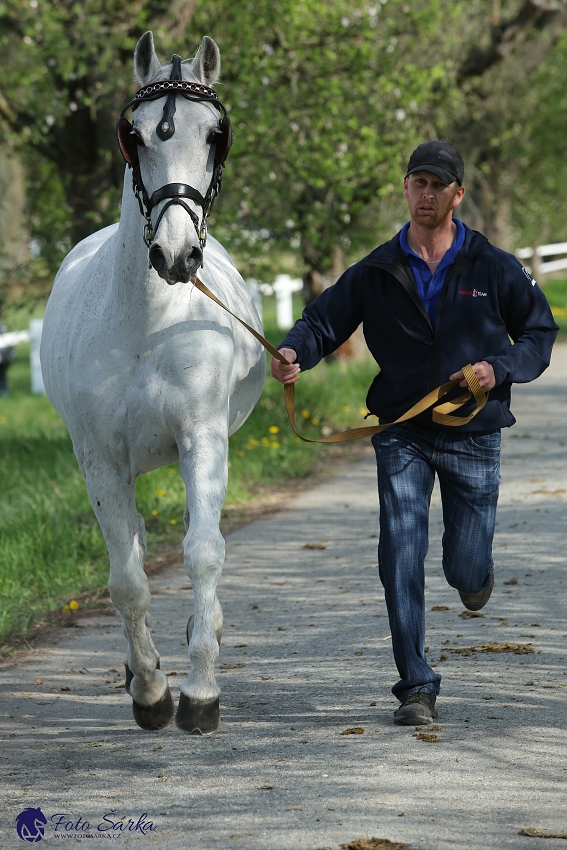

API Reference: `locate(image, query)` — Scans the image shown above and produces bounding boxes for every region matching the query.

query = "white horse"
[40,32,265,734]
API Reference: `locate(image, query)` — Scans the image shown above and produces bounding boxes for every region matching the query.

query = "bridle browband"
[116,54,233,259]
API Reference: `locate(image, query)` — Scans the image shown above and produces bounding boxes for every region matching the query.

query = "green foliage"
[1,0,566,301]
[196,0,466,275]
[0,0,174,303]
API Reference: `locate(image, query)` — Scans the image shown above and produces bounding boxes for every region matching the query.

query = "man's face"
[403,171,465,229]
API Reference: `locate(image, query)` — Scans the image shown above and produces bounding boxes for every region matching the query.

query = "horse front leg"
[176,425,227,735]
[80,453,174,731]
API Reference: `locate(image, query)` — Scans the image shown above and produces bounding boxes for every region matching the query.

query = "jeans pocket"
[466,430,501,451]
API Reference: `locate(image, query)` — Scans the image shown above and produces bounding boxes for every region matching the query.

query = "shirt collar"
[400,218,465,265]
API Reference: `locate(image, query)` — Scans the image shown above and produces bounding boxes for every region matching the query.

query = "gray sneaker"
[394,691,438,726]
[459,576,494,611]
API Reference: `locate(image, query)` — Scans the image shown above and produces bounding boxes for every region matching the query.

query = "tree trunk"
[303,244,369,361]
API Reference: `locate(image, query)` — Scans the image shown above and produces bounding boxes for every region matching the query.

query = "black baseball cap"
[405,140,464,186]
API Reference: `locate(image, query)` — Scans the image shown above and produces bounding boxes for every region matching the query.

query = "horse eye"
[207,128,222,145]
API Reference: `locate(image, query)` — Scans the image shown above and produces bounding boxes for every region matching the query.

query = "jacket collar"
[365,221,487,267]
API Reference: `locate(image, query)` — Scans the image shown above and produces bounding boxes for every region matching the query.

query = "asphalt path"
[2,347,567,850]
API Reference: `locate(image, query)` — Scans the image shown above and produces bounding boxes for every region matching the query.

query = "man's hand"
[450,361,495,391]
[270,348,301,385]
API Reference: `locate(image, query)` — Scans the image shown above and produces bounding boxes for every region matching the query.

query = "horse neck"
[113,172,172,321]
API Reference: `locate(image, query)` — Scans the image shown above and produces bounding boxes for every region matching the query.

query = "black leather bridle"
[116,54,233,256]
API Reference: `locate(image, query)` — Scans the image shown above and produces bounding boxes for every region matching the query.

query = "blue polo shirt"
[399,217,465,327]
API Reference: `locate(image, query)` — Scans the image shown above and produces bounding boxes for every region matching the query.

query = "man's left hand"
[450,361,496,391]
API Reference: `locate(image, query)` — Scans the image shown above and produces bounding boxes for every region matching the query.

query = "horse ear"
[191,36,221,86]
[134,31,162,86]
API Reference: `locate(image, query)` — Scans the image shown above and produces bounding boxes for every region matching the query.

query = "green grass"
[541,277,567,336]
[0,296,378,646]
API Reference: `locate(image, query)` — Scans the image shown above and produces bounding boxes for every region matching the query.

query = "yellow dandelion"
[228,460,232,467]
[248,438,259,447]
[359,407,368,416]
[342,405,350,413]
[169,518,179,525]
[155,488,167,497]
[69,600,79,611]
[151,509,159,517]
[311,418,320,426]
[236,449,245,457]
[270,441,280,449]
[261,437,270,447]
[268,425,279,434]
[294,437,301,443]
[301,410,310,419]
[61,604,70,613]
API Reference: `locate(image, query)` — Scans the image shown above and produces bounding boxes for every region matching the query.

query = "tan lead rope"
[192,277,487,443]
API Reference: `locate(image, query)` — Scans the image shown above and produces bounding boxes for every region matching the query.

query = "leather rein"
[116,60,487,441]
[116,54,233,255]
[190,277,488,443]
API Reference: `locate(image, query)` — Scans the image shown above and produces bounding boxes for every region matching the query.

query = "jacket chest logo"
[459,288,488,297]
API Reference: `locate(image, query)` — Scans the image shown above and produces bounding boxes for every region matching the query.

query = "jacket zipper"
[431,250,470,387]
[366,250,471,392]
[364,258,434,335]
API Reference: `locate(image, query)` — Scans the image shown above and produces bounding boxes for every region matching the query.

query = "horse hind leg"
[186,596,223,646]
[83,457,174,731]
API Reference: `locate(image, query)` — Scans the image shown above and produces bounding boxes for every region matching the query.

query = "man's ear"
[452,185,466,209]
[403,176,409,199]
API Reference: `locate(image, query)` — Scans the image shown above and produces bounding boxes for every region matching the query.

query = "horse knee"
[108,572,150,616]
[183,530,225,580]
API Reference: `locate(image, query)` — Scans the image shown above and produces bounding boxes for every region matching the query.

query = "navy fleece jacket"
[279,224,558,431]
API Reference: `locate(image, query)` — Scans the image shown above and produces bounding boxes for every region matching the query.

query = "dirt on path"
[1,348,567,850]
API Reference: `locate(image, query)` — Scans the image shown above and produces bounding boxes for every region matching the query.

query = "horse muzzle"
[149,243,203,285]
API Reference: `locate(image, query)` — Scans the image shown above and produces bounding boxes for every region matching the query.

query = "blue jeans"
[371,423,501,702]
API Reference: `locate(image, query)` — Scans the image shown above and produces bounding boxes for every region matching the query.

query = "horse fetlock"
[180,674,220,704]
[129,667,169,707]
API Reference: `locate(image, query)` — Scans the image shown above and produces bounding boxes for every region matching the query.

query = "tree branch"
[457,0,567,81]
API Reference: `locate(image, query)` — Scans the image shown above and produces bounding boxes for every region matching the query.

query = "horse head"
[119,32,231,284]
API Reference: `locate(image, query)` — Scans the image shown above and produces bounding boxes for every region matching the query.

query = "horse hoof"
[124,658,160,693]
[175,693,220,735]
[132,687,174,731]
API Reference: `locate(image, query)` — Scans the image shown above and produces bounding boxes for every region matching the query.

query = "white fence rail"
[516,242,567,280]
[247,274,303,329]
[0,319,45,394]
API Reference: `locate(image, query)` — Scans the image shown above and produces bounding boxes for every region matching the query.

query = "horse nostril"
[185,246,203,272]
[148,244,167,276]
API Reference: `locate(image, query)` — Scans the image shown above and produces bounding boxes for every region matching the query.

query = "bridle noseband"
[116,54,233,259]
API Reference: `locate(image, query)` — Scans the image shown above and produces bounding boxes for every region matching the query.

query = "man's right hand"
[270,348,301,385]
